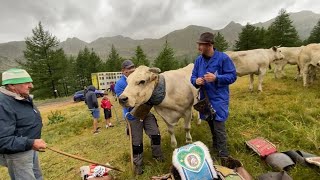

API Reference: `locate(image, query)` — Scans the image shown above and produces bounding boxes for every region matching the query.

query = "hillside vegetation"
[0,66,319,179]
[1,10,320,72]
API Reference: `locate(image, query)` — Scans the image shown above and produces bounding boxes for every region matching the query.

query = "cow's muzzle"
[118,95,129,106]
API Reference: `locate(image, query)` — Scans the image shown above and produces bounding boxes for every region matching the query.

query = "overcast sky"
[1,0,319,43]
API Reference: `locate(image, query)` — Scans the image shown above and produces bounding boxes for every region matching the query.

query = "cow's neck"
[267,49,277,63]
[145,74,166,106]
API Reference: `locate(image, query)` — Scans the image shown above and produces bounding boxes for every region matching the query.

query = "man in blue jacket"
[0,68,47,180]
[115,60,163,175]
[191,32,237,164]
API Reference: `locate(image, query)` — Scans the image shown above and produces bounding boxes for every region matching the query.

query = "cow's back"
[227,49,270,76]
[158,64,197,112]
[298,44,320,67]
[279,47,304,65]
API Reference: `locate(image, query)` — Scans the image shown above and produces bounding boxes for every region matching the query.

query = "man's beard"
[202,53,211,60]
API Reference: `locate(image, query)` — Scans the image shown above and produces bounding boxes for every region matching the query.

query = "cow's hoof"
[171,141,177,148]
[186,139,193,144]
[171,144,177,148]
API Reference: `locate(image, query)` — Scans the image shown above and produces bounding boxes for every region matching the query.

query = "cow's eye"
[138,80,145,85]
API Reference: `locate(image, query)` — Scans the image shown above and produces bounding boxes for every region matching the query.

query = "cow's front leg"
[280,63,287,77]
[167,124,177,148]
[302,64,310,87]
[258,68,267,92]
[308,65,316,84]
[184,110,192,144]
[294,65,301,81]
[249,74,254,91]
[274,63,284,79]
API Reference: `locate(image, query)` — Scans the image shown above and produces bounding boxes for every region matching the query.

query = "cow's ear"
[149,67,161,74]
[151,74,158,81]
[272,46,277,51]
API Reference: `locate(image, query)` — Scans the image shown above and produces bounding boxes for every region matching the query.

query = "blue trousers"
[0,150,43,180]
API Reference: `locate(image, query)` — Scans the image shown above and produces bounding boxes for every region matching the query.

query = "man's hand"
[203,72,216,82]
[32,139,47,151]
[196,77,205,85]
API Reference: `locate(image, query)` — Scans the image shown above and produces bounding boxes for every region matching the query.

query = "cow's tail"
[269,64,272,70]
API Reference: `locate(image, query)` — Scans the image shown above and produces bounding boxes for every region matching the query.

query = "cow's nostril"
[119,97,128,104]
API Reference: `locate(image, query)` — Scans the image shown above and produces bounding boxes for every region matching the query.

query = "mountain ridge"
[1,10,319,72]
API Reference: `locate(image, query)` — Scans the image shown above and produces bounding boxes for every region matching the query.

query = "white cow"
[297,43,320,87]
[226,47,284,92]
[118,64,198,148]
[273,46,304,79]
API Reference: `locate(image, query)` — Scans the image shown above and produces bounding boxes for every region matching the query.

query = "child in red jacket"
[100,93,114,128]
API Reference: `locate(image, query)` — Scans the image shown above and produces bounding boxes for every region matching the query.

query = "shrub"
[48,110,65,125]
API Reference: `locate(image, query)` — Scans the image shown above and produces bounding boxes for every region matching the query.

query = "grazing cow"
[118,64,198,148]
[226,47,284,92]
[297,43,320,87]
[273,46,304,79]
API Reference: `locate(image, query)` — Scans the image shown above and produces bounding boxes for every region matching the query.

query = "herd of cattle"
[226,43,320,91]
[118,43,320,147]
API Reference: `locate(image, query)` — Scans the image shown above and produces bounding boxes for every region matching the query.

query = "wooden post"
[125,113,135,175]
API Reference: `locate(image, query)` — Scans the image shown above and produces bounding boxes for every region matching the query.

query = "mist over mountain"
[1,10,319,72]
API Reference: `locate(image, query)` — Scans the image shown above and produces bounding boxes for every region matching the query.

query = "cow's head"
[119,66,161,108]
[312,59,320,67]
[271,46,285,62]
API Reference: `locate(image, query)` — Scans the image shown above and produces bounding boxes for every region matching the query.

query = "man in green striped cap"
[0,68,46,180]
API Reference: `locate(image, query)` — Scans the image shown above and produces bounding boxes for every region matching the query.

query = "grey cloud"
[0,0,319,43]
[120,1,183,36]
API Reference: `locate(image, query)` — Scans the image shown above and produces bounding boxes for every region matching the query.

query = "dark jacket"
[84,87,88,104]
[0,87,43,154]
[191,49,237,121]
[85,85,98,109]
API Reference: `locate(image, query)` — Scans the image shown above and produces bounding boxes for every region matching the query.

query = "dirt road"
[36,97,85,119]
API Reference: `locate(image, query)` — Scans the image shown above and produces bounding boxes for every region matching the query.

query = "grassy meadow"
[1,65,320,179]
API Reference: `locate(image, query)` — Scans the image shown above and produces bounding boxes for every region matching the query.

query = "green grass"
[1,66,320,179]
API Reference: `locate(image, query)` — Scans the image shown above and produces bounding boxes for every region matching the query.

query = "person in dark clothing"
[191,32,237,165]
[110,82,115,95]
[115,60,164,175]
[110,82,117,101]
[0,68,46,180]
[84,86,88,103]
[85,85,101,134]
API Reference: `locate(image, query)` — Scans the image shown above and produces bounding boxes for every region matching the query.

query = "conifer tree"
[105,44,122,72]
[23,22,66,98]
[307,19,320,43]
[153,41,178,71]
[214,32,229,51]
[267,9,300,47]
[132,45,150,66]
